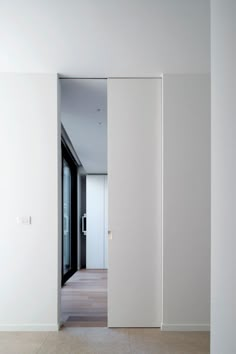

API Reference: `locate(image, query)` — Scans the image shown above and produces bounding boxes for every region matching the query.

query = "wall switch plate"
[16,216,32,225]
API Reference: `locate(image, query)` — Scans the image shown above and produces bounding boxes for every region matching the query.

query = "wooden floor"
[61,269,107,328]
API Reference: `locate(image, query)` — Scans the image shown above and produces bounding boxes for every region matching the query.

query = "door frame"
[58,75,163,327]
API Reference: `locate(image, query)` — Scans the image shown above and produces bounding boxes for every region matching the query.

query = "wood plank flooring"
[61,269,107,328]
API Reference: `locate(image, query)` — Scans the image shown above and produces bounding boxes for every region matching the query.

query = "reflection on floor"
[61,269,107,328]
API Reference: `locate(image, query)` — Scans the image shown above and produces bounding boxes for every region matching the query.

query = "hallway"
[61,270,107,328]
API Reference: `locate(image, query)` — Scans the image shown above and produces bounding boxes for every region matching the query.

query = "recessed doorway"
[60,78,108,328]
[59,77,162,329]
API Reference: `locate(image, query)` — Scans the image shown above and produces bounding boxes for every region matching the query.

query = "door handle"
[82,213,86,235]
[108,230,112,240]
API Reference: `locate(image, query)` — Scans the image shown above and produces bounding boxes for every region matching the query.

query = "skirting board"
[161,323,210,331]
[0,324,60,331]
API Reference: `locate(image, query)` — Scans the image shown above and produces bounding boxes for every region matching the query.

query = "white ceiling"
[0,0,210,76]
[61,79,107,174]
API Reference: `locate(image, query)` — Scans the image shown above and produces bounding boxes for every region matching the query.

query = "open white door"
[86,175,107,269]
[108,78,162,327]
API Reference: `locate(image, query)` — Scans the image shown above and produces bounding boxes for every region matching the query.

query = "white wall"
[211,1,236,352]
[0,73,60,331]
[0,0,210,75]
[0,74,211,331]
[162,74,211,331]
[0,1,211,331]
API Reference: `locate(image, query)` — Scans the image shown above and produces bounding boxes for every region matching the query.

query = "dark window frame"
[61,140,78,286]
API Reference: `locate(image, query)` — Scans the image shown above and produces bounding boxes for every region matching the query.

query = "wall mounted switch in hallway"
[16,216,32,225]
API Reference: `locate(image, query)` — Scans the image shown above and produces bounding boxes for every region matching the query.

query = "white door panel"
[104,175,108,269]
[108,78,162,327]
[86,175,107,269]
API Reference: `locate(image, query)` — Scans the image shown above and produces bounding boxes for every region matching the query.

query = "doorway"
[59,77,163,328]
[60,78,108,327]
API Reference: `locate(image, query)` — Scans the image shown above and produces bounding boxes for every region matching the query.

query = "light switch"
[16,216,32,225]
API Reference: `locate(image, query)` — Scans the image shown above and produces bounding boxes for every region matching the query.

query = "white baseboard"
[0,323,60,331]
[161,323,210,331]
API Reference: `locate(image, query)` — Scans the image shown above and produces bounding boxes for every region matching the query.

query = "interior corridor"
[61,270,107,328]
